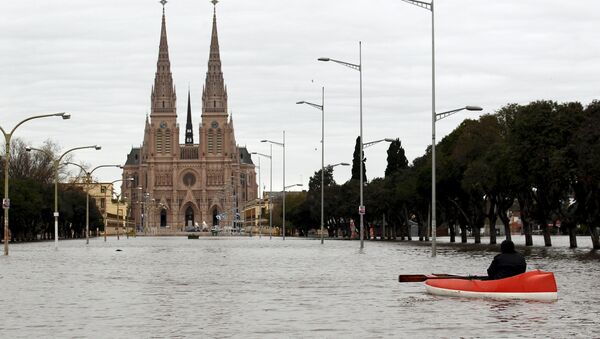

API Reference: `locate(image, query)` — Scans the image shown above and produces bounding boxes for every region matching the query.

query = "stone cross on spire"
[160,0,168,14]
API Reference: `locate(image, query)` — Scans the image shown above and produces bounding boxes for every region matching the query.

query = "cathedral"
[122,1,257,231]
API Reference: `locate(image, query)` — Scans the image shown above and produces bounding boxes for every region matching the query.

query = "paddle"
[398,274,488,283]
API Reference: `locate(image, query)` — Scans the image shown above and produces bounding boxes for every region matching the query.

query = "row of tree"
[0,139,104,242]
[280,100,600,249]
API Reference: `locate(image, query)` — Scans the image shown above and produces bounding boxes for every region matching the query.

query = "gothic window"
[214,100,216,108]
[162,101,165,108]
[208,129,214,154]
[216,129,223,154]
[183,173,196,187]
[156,130,163,154]
[165,129,171,154]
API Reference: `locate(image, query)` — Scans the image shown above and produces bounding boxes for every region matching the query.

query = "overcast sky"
[2,0,599,194]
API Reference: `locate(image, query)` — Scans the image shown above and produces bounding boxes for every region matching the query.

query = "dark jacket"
[487,252,527,280]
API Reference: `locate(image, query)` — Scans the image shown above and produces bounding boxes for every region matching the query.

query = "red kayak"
[425,270,558,301]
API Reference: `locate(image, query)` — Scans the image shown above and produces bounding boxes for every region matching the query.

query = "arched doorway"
[185,206,194,228]
[160,209,167,227]
[212,208,219,226]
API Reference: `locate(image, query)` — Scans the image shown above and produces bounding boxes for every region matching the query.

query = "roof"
[238,147,253,165]
[125,147,141,166]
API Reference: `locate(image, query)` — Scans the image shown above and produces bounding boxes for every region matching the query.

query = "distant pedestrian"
[487,240,527,280]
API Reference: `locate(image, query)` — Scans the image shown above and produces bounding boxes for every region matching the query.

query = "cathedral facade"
[122,2,257,231]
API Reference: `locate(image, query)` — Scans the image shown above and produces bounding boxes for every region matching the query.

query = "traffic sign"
[2,198,9,209]
[358,205,365,215]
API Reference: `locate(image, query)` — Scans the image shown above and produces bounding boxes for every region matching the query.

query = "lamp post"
[149,198,156,235]
[297,87,327,243]
[136,186,143,236]
[64,162,122,244]
[401,0,482,257]
[401,0,436,255]
[431,106,482,253]
[319,42,365,249]
[1,112,70,255]
[284,183,303,238]
[255,160,261,237]
[26,144,100,250]
[251,149,273,239]
[101,178,133,241]
[321,162,350,243]
[143,192,151,234]
[113,193,129,240]
[262,134,285,239]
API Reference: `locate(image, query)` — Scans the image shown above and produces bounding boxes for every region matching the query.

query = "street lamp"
[262,134,286,239]
[401,0,436,256]
[114,193,128,240]
[254,160,262,237]
[283,183,303,238]
[430,105,482,253]
[102,178,134,241]
[143,192,151,234]
[136,186,143,236]
[401,0,483,257]
[297,87,326,243]
[321,162,350,243]
[64,162,122,245]
[319,42,365,249]
[26,144,101,250]
[363,138,395,149]
[252,150,273,239]
[1,112,69,255]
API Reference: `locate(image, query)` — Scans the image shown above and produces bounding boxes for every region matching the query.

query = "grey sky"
[1,0,599,194]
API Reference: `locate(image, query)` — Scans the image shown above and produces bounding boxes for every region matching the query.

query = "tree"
[385,138,408,177]
[570,101,600,249]
[351,136,366,182]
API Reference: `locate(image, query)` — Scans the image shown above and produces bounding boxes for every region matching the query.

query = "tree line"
[0,139,103,242]
[281,100,600,249]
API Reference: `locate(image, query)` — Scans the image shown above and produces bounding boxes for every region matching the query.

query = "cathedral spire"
[185,88,194,144]
[151,0,177,116]
[202,0,228,117]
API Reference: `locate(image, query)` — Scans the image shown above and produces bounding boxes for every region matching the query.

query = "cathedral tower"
[149,2,178,158]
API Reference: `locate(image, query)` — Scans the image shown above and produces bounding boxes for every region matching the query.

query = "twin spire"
[150,0,176,115]
[154,0,227,144]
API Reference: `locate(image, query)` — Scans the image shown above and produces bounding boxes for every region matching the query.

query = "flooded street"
[1,236,598,338]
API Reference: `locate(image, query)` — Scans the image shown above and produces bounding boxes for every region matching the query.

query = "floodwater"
[1,235,598,338]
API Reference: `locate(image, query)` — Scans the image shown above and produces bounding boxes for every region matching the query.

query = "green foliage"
[351,136,366,182]
[385,138,408,177]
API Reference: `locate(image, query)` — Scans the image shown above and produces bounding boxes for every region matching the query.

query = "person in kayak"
[487,240,527,280]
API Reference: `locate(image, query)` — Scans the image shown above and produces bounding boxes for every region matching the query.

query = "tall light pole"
[297,87,326,243]
[284,183,303,237]
[112,188,132,240]
[143,192,151,234]
[65,162,122,244]
[251,150,273,239]
[431,106,482,253]
[256,159,261,237]
[401,0,436,255]
[262,134,285,239]
[136,186,143,236]
[322,162,350,243]
[402,0,483,257]
[1,112,70,255]
[319,41,364,248]
[26,144,101,250]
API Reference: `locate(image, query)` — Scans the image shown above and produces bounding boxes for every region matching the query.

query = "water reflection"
[1,237,599,338]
